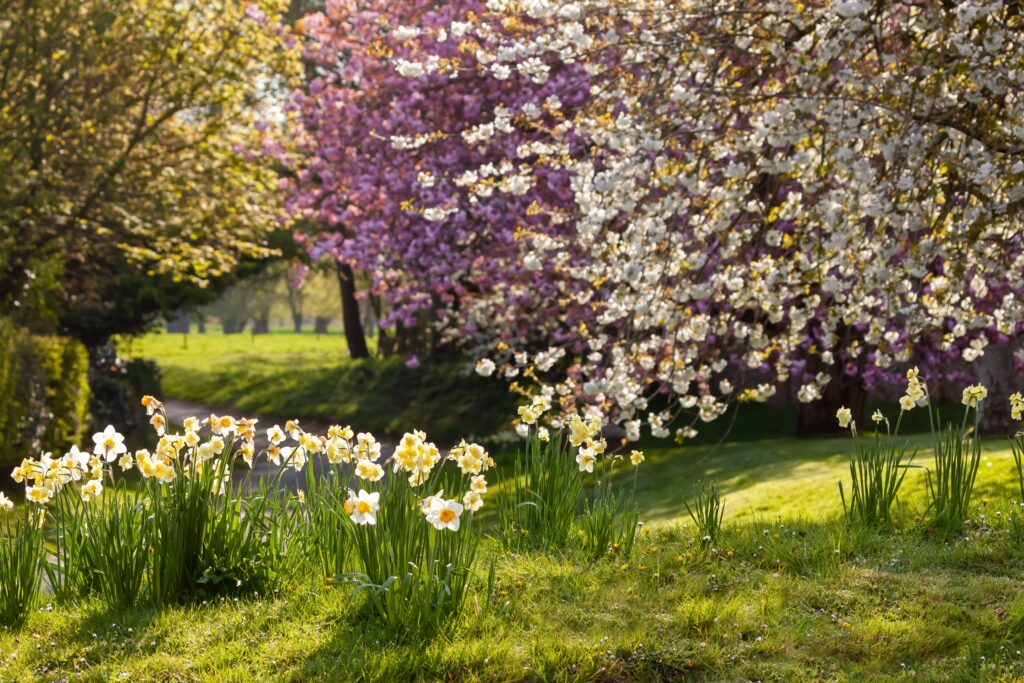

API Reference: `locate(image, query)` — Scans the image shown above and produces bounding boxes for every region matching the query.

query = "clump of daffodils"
[391,430,442,486]
[900,367,927,412]
[1011,392,1024,421]
[962,384,988,408]
[11,395,495,535]
[516,393,552,429]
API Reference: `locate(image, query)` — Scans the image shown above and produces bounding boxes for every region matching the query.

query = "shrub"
[0,319,90,467]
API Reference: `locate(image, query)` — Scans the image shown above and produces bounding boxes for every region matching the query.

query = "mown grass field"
[5,331,1011,680]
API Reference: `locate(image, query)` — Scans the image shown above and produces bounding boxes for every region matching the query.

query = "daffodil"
[328,425,354,441]
[26,485,52,504]
[425,497,463,531]
[326,437,352,464]
[355,459,384,482]
[153,461,176,484]
[1011,392,1024,421]
[568,414,592,446]
[239,442,255,467]
[140,395,163,416]
[349,489,380,525]
[456,443,488,475]
[81,479,103,502]
[463,490,484,512]
[0,491,13,512]
[150,413,166,436]
[836,407,853,429]
[10,458,35,484]
[630,450,645,466]
[576,446,597,473]
[92,425,127,462]
[212,415,236,436]
[517,405,540,424]
[267,425,286,446]
[355,432,381,461]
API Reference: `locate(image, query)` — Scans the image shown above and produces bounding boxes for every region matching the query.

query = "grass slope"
[118,329,516,442]
[4,430,1024,680]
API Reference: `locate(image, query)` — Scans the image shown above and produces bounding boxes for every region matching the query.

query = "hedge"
[0,319,90,467]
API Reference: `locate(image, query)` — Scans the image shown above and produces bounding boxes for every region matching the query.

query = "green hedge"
[0,320,90,467]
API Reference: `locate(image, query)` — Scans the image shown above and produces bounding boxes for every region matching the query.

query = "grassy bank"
[4,429,1024,680]
[4,513,1024,681]
[118,329,517,442]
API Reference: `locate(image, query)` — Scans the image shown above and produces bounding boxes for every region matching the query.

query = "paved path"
[161,398,397,490]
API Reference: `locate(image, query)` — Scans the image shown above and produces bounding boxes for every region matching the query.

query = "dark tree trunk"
[222,316,246,334]
[292,313,303,333]
[369,293,392,357]
[978,339,1019,435]
[166,309,190,334]
[252,309,270,334]
[314,316,330,335]
[336,262,370,359]
[197,315,206,333]
[795,365,868,437]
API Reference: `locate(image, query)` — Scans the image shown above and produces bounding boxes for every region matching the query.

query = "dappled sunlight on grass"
[631,434,1022,525]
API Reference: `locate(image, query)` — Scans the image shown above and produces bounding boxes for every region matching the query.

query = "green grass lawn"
[118,329,516,442]
[4,429,1024,681]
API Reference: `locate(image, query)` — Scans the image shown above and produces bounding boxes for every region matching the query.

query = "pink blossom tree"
[283,0,587,363]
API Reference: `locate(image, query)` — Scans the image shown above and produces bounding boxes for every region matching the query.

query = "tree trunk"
[795,366,868,436]
[165,309,190,334]
[292,313,303,333]
[336,262,370,359]
[314,316,330,335]
[252,309,270,334]
[978,339,1019,435]
[222,316,245,334]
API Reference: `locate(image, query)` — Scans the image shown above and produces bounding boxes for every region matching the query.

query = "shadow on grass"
[159,357,517,443]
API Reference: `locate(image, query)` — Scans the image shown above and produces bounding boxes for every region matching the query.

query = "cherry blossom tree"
[385,0,1024,436]
[283,0,587,361]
